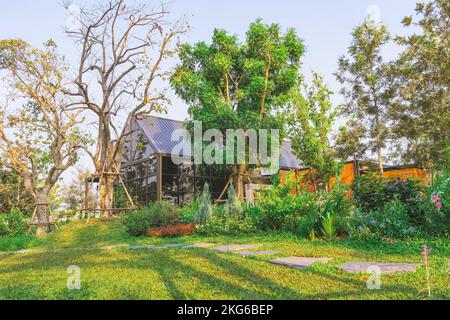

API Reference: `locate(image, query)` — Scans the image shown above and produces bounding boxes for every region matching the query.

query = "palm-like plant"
[321,211,337,241]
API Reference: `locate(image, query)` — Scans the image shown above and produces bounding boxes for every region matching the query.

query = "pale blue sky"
[1,0,419,120]
[0,0,420,183]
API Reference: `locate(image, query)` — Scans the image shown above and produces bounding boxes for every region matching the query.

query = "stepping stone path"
[128,245,158,250]
[156,244,186,249]
[184,243,217,249]
[100,244,130,250]
[339,262,421,274]
[236,250,279,257]
[210,244,260,253]
[270,257,332,269]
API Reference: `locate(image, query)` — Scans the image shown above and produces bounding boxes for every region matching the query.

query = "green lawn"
[0,220,449,300]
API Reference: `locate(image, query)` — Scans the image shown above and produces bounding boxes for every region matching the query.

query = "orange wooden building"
[280,160,432,192]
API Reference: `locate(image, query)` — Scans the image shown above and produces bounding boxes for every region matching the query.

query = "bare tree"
[64,0,187,216]
[0,40,84,236]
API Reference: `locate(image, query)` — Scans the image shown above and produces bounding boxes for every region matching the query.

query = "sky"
[0,0,420,183]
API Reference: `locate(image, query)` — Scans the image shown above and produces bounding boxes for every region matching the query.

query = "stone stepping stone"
[156,244,186,249]
[339,262,421,274]
[128,245,158,250]
[184,243,217,249]
[210,244,260,253]
[270,257,333,269]
[236,250,279,257]
[100,244,130,250]
[14,249,35,254]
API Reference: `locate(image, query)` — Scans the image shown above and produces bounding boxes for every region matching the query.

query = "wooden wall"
[279,162,432,192]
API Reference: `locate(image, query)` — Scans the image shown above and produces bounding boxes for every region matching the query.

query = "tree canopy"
[393,0,450,168]
[171,19,305,197]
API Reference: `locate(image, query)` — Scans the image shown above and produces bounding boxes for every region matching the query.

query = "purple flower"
[435,202,442,211]
[370,219,377,225]
[357,226,364,232]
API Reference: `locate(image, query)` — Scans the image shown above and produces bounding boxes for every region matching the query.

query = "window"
[161,156,229,205]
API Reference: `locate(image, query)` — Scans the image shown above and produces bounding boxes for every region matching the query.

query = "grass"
[0,219,449,300]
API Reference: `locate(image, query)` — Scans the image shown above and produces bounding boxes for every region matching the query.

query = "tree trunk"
[99,174,116,219]
[232,164,247,200]
[377,142,384,177]
[35,191,50,237]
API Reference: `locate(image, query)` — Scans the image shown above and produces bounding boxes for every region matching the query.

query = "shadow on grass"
[0,246,435,300]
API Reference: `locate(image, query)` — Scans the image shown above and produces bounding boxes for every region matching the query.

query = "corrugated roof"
[136,116,187,155]
[136,116,302,170]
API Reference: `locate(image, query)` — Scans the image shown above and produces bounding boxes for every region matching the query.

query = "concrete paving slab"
[339,262,421,274]
[210,244,260,253]
[128,245,158,250]
[236,250,279,257]
[270,257,333,269]
[184,243,217,249]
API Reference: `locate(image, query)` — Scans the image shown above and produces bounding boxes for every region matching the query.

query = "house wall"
[280,162,431,193]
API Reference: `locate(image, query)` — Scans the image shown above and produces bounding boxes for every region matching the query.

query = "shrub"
[123,202,181,236]
[196,216,256,236]
[0,209,28,237]
[254,176,351,239]
[423,171,450,234]
[351,175,395,212]
[223,185,244,219]
[256,176,319,232]
[0,215,9,236]
[351,175,425,225]
[320,211,337,242]
[179,198,200,224]
[123,208,151,236]
[147,224,196,238]
[346,200,422,240]
[195,183,213,225]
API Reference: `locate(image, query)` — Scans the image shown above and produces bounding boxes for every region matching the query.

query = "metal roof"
[136,116,302,170]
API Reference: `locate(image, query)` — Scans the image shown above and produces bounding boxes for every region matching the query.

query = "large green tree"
[171,20,304,198]
[393,0,450,168]
[285,72,340,190]
[335,19,396,175]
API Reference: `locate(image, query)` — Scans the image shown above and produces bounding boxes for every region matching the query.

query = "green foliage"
[254,175,351,239]
[196,185,256,235]
[256,176,316,231]
[171,20,305,189]
[196,215,256,236]
[123,202,181,237]
[335,19,395,170]
[351,175,396,212]
[393,0,450,167]
[422,171,450,234]
[285,72,340,188]
[179,197,200,224]
[223,185,244,219]
[113,184,129,209]
[195,183,213,225]
[347,201,421,240]
[0,209,28,237]
[351,175,425,225]
[0,234,40,251]
[0,169,34,216]
[320,211,337,242]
